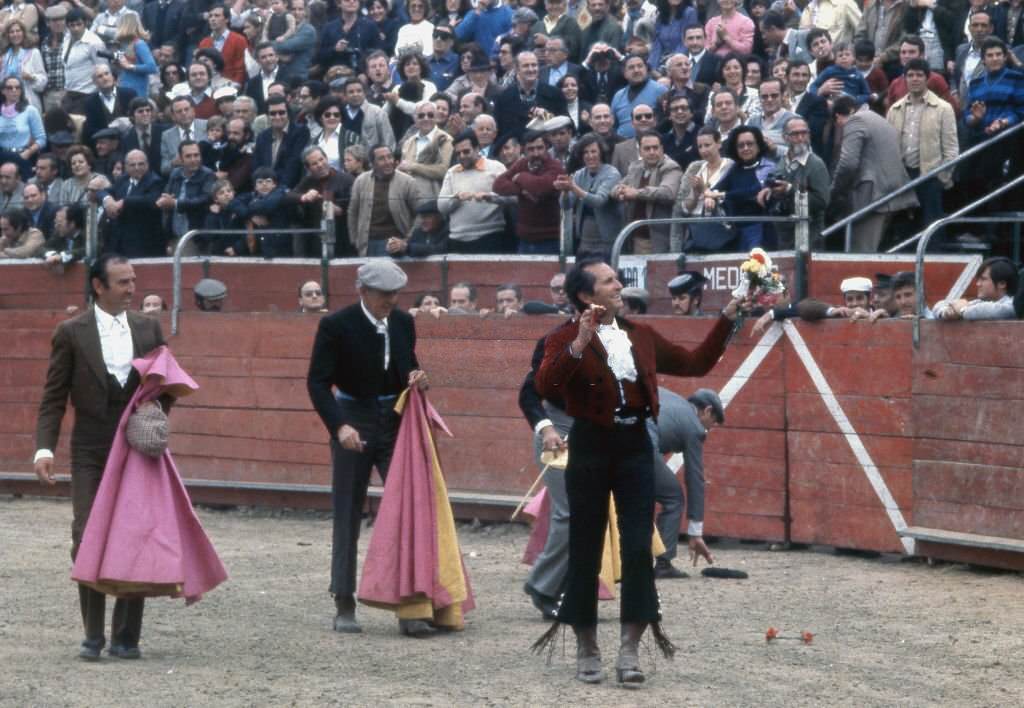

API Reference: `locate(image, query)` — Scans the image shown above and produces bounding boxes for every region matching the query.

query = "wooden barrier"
[4,255,1021,566]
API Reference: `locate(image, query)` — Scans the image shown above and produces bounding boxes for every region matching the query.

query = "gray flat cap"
[542,115,573,133]
[194,278,227,301]
[620,286,649,305]
[668,271,708,296]
[688,388,724,424]
[357,260,408,292]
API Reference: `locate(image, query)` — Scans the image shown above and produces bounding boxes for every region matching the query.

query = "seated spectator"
[447,281,479,313]
[752,276,879,333]
[298,280,327,313]
[42,204,86,268]
[397,100,453,198]
[933,257,1018,320]
[437,128,509,254]
[660,91,700,173]
[707,53,761,122]
[343,144,369,178]
[21,182,56,239]
[707,0,756,57]
[207,180,243,254]
[799,3,859,50]
[747,78,796,153]
[83,64,136,153]
[473,114,499,160]
[710,126,777,251]
[612,130,682,254]
[676,127,735,253]
[707,88,744,141]
[388,198,449,257]
[161,95,209,177]
[523,271,574,314]
[409,292,447,318]
[554,133,621,258]
[217,118,254,193]
[493,134,522,167]
[610,102,657,175]
[809,41,872,105]
[620,286,649,315]
[157,140,216,255]
[233,167,291,257]
[494,51,567,141]
[286,146,355,256]
[545,115,575,168]
[493,129,565,254]
[30,153,62,200]
[871,271,918,319]
[852,40,888,110]
[141,293,167,315]
[0,206,44,258]
[494,282,523,317]
[194,277,228,312]
[884,35,958,112]
[0,77,44,182]
[348,144,423,257]
[668,271,708,316]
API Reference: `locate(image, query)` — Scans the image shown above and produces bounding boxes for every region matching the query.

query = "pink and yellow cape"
[357,387,475,628]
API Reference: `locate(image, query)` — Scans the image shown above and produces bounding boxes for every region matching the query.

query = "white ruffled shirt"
[596,319,637,382]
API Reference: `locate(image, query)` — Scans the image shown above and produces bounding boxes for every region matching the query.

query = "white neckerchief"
[596,318,637,382]
[94,305,133,387]
[361,300,390,370]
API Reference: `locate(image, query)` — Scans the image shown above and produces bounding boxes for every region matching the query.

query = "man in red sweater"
[198,5,249,85]
[492,129,565,254]
[884,35,959,113]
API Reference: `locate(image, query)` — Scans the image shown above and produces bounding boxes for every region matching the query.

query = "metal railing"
[171,226,329,335]
[609,208,811,299]
[913,214,1024,349]
[822,121,1024,252]
[887,172,1024,254]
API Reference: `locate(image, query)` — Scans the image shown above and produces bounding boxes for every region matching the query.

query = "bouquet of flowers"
[732,248,787,309]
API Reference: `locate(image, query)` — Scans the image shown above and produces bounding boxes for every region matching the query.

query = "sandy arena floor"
[2,496,1023,707]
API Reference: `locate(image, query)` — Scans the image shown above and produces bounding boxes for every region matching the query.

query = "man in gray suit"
[34,254,166,661]
[160,96,209,177]
[830,96,918,252]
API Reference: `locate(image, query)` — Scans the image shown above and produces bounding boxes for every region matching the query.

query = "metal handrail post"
[794,189,810,301]
[844,222,852,254]
[170,227,324,335]
[609,215,807,271]
[320,207,335,304]
[886,173,1024,253]
[83,203,99,304]
[823,121,1024,243]
[913,215,1024,348]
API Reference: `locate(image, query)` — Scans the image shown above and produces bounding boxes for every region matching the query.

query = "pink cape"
[358,388,475,628]
[71,346,228,603]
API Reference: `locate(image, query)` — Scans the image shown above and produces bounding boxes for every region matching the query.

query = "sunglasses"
[302,289,323,296]
[433,32,452,40]
[416,112,435,118]
[322,111,341,117]
[633,112,654,120]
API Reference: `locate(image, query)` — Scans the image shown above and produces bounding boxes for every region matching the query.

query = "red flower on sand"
[765,627,779,642]
[801,631,814,644]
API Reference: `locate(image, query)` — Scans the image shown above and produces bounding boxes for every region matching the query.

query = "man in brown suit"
[34,253,166,661]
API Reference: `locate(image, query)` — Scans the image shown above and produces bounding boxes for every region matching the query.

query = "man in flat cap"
[193,278,227,311]
[668,271,708,316]
[752,274,877,333]
[306,260,431,637]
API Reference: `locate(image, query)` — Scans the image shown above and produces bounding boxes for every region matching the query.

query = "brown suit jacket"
[35,307,165,453]
[535,314,732,428]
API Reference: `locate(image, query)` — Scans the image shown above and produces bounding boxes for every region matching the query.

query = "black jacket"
[82,87,137,151]
[99,171,166,257]
[142,0,188,54]
[307,304,419,436]
[495,82,569,141]
[252,123,311,189]
[580,62,627,105]
[164,165,216,233]
[122,123,167,175]
[794,91,832,164]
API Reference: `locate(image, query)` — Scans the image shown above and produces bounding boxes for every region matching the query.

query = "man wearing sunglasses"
[428,26,459,92]
[397,100,454,198]
[299,280,328,313]
[253,95,311,189]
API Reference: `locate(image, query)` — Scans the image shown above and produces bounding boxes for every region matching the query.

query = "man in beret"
[306,260,431,637]
[668,271,708,316]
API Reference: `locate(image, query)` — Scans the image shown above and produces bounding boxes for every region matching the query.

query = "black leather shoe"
[398,619,437,638]
[334,595,362,633]
[79,639,103,662]
[654,559,689,579]
[109,644,142,659]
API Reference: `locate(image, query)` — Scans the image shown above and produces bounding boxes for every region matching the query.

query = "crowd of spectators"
[0,0,1020,266]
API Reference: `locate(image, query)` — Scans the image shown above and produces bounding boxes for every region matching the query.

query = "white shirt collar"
[95,304,128,331]
[360,299,387,329]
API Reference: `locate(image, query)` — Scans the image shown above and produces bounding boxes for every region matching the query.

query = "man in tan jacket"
[886,58,959,237]
[397,100,453,199]
[348,145,425,257]
[611,130,682,254]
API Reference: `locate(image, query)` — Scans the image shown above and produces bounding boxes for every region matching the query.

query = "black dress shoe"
[109,644,142,659]
[398,619,437,638]
[653,559,689,579]
[79,639,104,662]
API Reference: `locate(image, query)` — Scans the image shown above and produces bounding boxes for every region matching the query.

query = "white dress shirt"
[596,319,637,382]
[361,300,389,370]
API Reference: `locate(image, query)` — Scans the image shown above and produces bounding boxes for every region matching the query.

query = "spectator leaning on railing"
[933,257,1019,320]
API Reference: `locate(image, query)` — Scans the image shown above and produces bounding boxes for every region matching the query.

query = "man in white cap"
[752,275,875,333]
[306,260,431,637]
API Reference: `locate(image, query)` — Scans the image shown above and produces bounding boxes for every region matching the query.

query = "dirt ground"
[2,496,1023,708]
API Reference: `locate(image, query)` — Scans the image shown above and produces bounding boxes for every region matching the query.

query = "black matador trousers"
[556,416,661,627]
